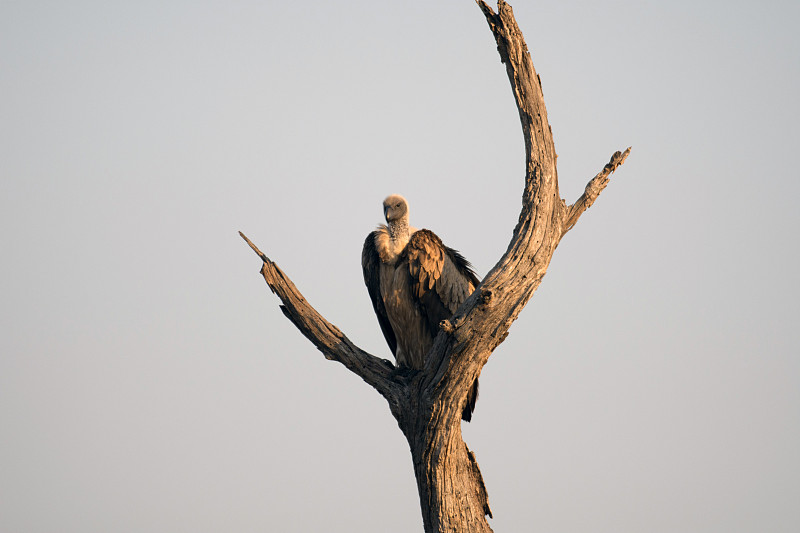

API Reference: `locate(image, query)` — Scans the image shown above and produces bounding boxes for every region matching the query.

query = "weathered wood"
[241,2,629,531]
[239,231,401,408]
[563,147,631,235]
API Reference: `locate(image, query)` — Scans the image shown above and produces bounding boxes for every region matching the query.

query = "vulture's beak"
[383,206,390,221]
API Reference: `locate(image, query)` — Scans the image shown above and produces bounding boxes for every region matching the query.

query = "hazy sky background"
[2,0,798,531]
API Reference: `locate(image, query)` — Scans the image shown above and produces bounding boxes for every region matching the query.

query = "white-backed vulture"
[361,194,480,422]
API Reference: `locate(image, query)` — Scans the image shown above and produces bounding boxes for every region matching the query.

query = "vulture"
[361,194,480,421]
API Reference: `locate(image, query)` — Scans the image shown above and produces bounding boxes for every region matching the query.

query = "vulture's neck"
[376,218,413,263]
[388,218,410,243]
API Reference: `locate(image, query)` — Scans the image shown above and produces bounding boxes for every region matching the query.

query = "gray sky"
[2,0,798,531]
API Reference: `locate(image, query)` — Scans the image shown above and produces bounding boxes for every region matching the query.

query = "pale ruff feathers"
[374,224,427,369]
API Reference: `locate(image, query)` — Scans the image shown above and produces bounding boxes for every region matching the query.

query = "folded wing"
[403,229,481,422]
[361,230,397,356]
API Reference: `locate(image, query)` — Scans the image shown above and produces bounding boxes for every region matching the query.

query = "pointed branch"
[424,1,564,415]
[239,231,400,403]
[562,147,631,235]
[477,0,557,181]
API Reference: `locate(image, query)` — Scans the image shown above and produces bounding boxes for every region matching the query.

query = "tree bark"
[241,2,629,531]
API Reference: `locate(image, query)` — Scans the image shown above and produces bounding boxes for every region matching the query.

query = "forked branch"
[242,3,630,530]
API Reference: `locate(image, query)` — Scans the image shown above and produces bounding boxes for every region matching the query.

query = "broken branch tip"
[239,230,270,263]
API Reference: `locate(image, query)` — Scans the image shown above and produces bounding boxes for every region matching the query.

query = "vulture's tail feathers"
[462,378,479,422]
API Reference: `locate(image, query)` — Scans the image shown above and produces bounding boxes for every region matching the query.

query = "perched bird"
[362,194,480,421]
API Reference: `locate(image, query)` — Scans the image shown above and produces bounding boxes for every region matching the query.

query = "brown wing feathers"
[405,230,445,298]
[403,230,481,422]
[402,229,480,340]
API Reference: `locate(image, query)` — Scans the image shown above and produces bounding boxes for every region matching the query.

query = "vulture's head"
[383,194,409,223]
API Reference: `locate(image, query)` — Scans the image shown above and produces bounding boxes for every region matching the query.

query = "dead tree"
[241,2,629,531]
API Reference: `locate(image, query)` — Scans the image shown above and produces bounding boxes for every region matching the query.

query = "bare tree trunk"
[408,423,492,532]
[241,2,629,531]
